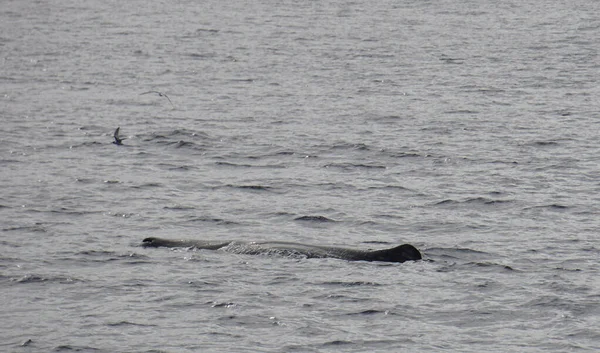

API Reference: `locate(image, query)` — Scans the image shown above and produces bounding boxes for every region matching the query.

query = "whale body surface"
[142,237,422,263]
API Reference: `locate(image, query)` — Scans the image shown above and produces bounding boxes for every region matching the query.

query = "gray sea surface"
[2,0,600,352]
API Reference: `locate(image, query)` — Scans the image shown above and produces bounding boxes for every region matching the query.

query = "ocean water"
[1,0,600,352]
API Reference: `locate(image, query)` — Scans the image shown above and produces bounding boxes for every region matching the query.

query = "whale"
[113,127,124,145]
[142,237,422,263]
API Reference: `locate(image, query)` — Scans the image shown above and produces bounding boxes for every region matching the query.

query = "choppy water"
[2,0,600,352]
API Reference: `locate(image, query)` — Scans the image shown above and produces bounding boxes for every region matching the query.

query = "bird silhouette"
[140,90,175,108]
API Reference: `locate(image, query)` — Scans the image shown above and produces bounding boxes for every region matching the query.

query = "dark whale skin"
[142,237,422,263]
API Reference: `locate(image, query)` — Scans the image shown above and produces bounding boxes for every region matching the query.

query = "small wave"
[444,109,479,114]
[387,151,422,158]
[344,309,388,316]
[435,261,515,273]
[106,321,157,327]
[195,28,220,34]
[183,216,238,225]
[434,197,513,207]
[365,184,412,192]
[214,161,286,169]
[174,140,197,149]
[224,184,273,192]
[11,274,80,284]
[321,281,381,287]
[73,250,150,265]
[425,247,492,263]
[322,340,354,346]
[215,161,252,168]
[163,204,196,211]
[2,224,47,233]
[294,215,336,222]
[131,182,163,189]
[330,142,370,151]
[323,162,386,170]
[68,141,105,148]
[53,344,103,352]
[526,204,569,210]
[531,140,560,146]
[187,52,217,59]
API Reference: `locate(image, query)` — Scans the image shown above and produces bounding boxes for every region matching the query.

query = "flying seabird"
[140,90,175,108]
[113,127,124,145]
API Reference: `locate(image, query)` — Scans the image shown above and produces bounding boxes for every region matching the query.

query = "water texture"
[1,0,599,352]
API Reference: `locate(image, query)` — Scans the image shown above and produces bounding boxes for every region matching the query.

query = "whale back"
[367,244,422,263]
[142,237,422,263]
[142,237,229,250]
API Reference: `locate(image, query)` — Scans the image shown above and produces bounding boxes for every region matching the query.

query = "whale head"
[369,244,422,263]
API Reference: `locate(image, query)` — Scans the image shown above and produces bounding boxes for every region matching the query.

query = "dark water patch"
[361,240,393,245]
[26,207,101,217]
[522,296,587,315]
[444,109,479,114]
[195,28,220,34]
[368,114,408,123]
[323,162,386,170]
[187,52,217,59]
[2,223,47,233]
[263,211,295,217]
[320,280,381,287]
[215,314,279,328]
[365,184,412,192]
[471,262,515,271]
[531,140,560,146]
[222,184,274,192]
[229,78,254,83]
[183,216,239,225]
[74,177,95,184]
[288,338,409,352]
[434,197,513,207]
[435,261,515,273]
[315,182,354,190]
[488,159,519,165]
[554,267,582,272]
[69,141,105,148]
[329,142,371,151]
[526,204,570,211]
[424,247,493,262]
[106,321,157,327]
[322,340,354,346]
[75,250,150,262]
[53,345,103,352]
[0,158,22,165]
[131,182,163,189]
[142,129,211,143]
[106,212,136,218]
[152,139,205,151]
[344,309,388,316]
[163,204,196,211]
[353,220,378,227]
[174,140,198,149]
[440,56,465,64]
[294,215,336,222]
[166,165,195,171]
[214,161,286,169]
[215,161,252,168]
[386,151,423,158]
[11,274,81,284]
